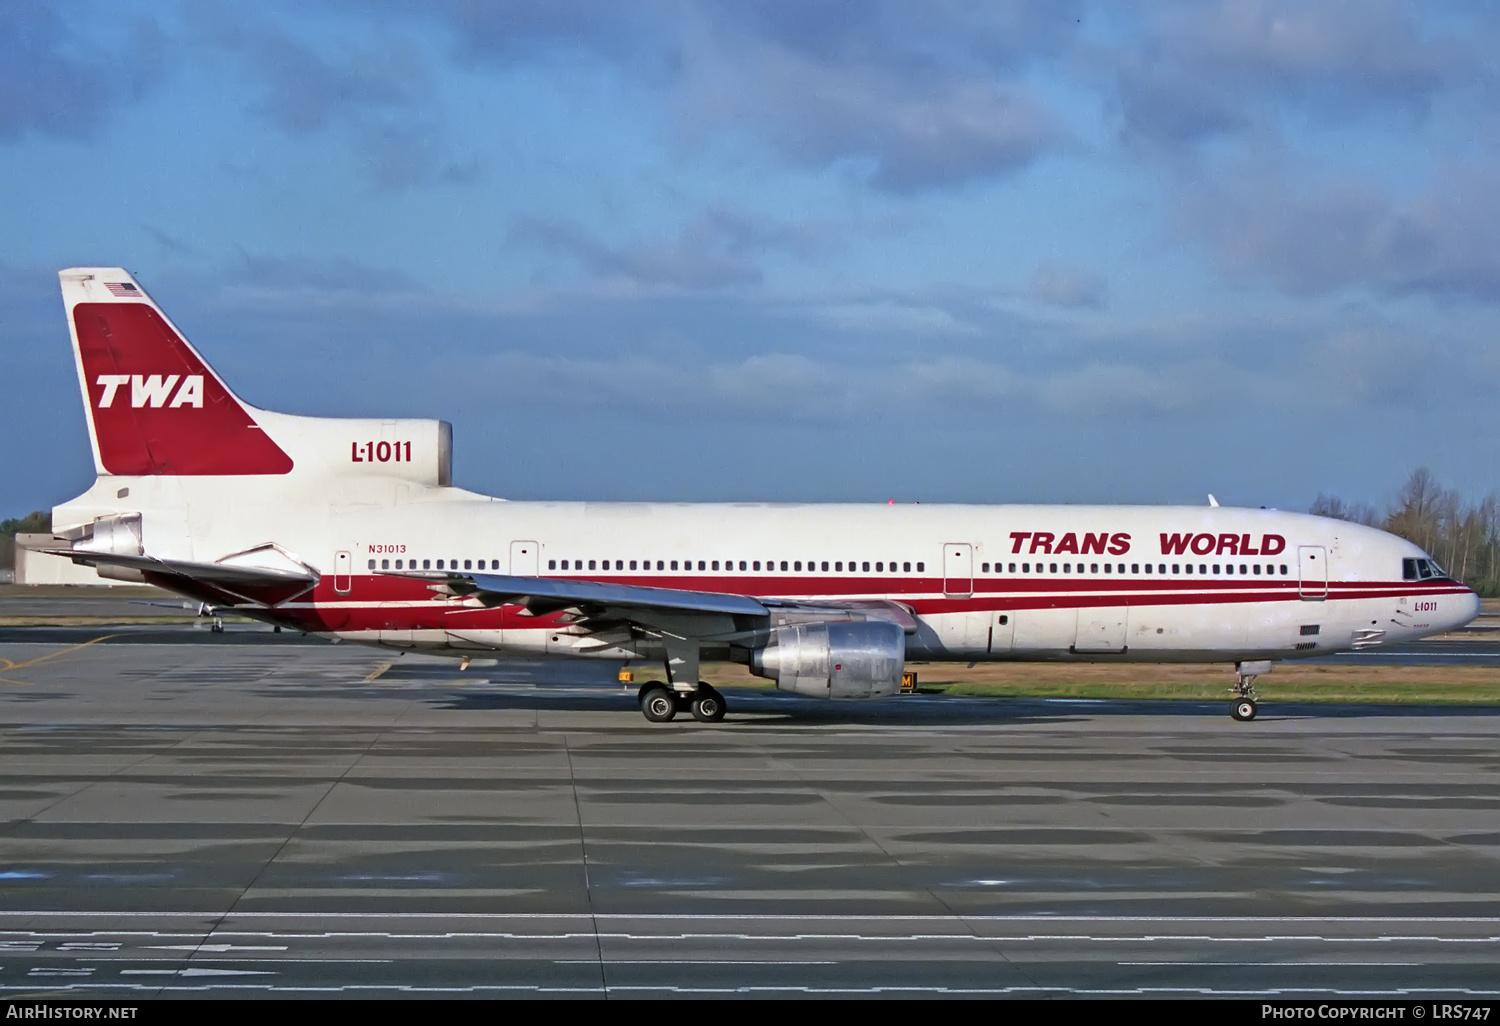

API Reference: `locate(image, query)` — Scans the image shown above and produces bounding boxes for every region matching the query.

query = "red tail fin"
[63,269,293,476]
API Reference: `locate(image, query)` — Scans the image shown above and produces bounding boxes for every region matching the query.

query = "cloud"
[815,300,978,336]
[1028,264,1107,309]
[1180,161,1500,301]
[0,1,164,144]
[391,0,1078,191]
[188,6,477,189]
[1113,0,1464,147]
[680,42,1062,191]
[507,208,834,293]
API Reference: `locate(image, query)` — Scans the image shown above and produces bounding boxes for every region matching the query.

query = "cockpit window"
[1405,557,1447,581]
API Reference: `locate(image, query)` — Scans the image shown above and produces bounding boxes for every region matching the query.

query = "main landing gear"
[637,682,727,723]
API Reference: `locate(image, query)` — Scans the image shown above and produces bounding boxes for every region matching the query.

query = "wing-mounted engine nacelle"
[750,620,906,699]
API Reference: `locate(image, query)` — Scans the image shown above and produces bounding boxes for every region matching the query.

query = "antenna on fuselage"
[1208,494,1220,507]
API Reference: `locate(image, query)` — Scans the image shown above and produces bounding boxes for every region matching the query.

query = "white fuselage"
[55,474,1481,666]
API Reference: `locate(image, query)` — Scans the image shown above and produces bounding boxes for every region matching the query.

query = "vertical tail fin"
[62,268,293,476]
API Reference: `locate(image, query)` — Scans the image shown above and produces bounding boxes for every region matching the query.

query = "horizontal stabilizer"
[40,548,317,607]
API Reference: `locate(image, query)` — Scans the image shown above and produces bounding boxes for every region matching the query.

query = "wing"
[421,571,918,649]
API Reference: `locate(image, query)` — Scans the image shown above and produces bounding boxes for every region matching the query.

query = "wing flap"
[442,572,770,618]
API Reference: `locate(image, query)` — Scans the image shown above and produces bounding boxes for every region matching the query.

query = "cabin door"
[511,540,539,577]
[1298,545,1328,600]
[334,551,351,594]
[943,543,973,597]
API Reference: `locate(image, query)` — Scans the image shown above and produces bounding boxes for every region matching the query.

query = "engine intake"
[750,620,905,698]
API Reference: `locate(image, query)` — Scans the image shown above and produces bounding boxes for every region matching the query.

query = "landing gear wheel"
[691,683,727,722]
[1231,698,1258,721]
[639,685,677,723]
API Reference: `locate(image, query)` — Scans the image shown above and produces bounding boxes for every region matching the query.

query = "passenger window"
[740,561,747,571]
[697,560,705,571]
[876,562,883,572]
[862,561,870,572]
[1253,564,1261,575]
[1198,564,1205,574]
[1184,564,1192,574]
[836,562,843,572]
[793,561,801,571]
[1169,564,1176,573]
[381,559,390,569]
[367,559,376,570]
[1009,563,1017,572]
[912,562,920,572]
[1131,564,1138,573]
[1239,564,1247,574]
[821,561,829,572]
[780,561,788,571]
[753,561,760,571]
[586,560,594,570]
[711,561,719,571]
[1050,563,1058,573]
[998,615,1009,625]
[670,561,678,570]
[1281,565,1288,574]
[394,559,402,569]
[982,562,990,573]
[1063,563,1071,573]
[423,559,431,570]
[1091,563,1098,573]
[1144,564,1152,574]
[1103,563,1111,573]
[1022,563,1030,572]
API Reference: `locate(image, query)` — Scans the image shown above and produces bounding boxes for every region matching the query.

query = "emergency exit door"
[334,551,351,594]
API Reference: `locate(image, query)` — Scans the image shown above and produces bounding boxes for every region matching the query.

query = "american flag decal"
[104,282,140,297]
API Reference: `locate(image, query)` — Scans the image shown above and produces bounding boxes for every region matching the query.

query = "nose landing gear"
[1229,660,1272,721]
[1230,673,1259,721]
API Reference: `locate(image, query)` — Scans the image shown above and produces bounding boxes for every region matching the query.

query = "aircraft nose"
[1451,588,1482,631]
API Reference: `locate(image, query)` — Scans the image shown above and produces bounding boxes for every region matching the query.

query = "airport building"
[12,533,116,585]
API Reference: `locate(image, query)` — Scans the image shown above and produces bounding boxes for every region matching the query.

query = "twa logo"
[95,374,204,409]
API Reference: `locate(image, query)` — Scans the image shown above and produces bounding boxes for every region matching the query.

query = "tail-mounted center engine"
[750,620,906,698]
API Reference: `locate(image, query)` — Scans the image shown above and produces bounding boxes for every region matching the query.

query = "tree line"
[1312,468,1500,596]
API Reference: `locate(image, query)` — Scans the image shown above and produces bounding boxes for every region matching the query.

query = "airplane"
[42,267,1480,723]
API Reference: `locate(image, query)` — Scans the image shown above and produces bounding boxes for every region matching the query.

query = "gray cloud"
[0,1,164,143]
[381,0,1080,191]
[189,6,477,189]
[1180,162,1500,301]
[507,208,835,293]
[1114,0,1466,147]
[1028,264,1107,309]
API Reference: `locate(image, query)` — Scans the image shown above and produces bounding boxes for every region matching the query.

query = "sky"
[4,0,1500,514]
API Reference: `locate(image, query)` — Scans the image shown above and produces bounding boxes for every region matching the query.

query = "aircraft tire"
[1231,698,1258,721]
[691,684,726,723]
[640,685,677,723]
